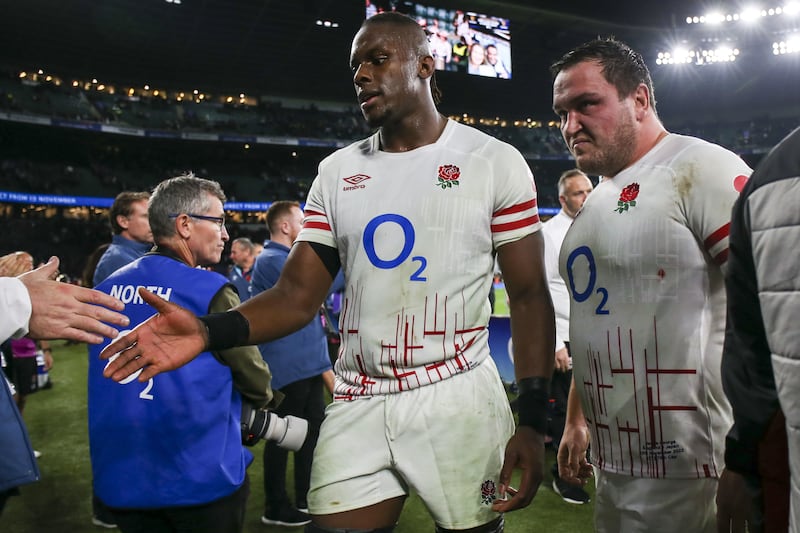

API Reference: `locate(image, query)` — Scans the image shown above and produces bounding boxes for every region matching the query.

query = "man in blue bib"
[88,173,279,532]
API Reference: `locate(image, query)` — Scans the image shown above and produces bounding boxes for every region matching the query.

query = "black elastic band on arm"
[198,310,251,352]
[516,376,550,435]
[308,241,341,280]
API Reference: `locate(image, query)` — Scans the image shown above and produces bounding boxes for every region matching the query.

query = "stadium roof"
[1,1,798,121]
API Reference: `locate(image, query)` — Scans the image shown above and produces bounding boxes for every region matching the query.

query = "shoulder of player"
[662,133,746,169]
[444,120,526,166]
[317,132,378,169]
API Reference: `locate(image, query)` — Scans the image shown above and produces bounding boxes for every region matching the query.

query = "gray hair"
[148,172,226,241]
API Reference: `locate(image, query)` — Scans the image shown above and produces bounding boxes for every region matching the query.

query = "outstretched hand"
[492,425,545,513]
[100,287,208,382]
[21,256,128,343]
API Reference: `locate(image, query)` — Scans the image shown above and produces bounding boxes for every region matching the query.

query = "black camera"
[241,403,308,451]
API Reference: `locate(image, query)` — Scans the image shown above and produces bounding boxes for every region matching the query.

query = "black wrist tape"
[516,376,550,435]
[198,310,251,351]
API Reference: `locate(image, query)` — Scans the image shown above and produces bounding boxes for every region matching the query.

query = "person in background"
[99,13,554,533]
[716,126,800,533]
[0,253,127,516]
[541,169,593,505]
[228,237,257,302]
[551,37,752,532]
[87,173,278,533]
[93,191,152,287]
[252,200,335,527]
[3,252,52,458]
[0,253,53,409]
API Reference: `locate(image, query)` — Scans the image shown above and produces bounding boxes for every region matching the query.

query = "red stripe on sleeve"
[712,248,729,265]
[493,198,537,217]
[304,209,326,217]
[703,222,730,250]
[491,215,540,233]
[304,221,331,231]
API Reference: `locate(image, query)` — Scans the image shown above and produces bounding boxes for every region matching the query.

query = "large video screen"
[366,1,512,79]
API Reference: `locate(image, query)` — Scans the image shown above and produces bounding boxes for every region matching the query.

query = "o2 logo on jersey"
[565,246,610,315]
[363,214,427,282]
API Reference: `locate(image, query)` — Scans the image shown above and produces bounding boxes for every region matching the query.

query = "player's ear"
[633,83,651,119]
[419,54,435,80]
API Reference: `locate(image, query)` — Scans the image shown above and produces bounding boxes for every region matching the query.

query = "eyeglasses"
[169,213,226,229]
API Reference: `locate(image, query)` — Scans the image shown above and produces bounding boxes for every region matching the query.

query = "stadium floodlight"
[773,34,800,53]
[656,45,738,66]
[316,19,340,28]
[686,3,800,23]
[739,6,763,22]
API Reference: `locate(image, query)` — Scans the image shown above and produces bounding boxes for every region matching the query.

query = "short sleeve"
[297,173,336,249]
[490,143,541,249]
[680,143,752,269]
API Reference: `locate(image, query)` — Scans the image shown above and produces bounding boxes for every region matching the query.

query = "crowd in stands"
[1,68,797,281]
[4,69,795,160]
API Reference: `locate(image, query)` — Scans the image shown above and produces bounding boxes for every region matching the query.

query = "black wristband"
[198,310,251,352]
[516,376,550,435]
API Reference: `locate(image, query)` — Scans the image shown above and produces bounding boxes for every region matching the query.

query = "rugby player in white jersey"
[551,38,752,532]
[99,12,555,533]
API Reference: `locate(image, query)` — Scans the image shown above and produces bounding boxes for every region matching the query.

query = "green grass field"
[493,285,509,317]
[3,342,595,532]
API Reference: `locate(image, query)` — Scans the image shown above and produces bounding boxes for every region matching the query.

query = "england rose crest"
[615,182,640,213]
[480,480,497,505]
[437,164,460,189]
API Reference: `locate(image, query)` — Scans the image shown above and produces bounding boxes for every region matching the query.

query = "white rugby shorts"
[308,357,515,529]
[593,468,718,533]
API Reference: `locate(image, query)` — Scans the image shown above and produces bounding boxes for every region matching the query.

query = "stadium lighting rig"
[658,2,800,66]
[656,45,740,65]
[685,2,800,24]
[773,34,800,52]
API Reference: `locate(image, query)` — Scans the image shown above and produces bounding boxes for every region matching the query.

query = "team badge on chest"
[615,182,640,213]
[437,164,461,189]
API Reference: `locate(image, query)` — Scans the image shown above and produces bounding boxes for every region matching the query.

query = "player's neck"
[379,113,447,153]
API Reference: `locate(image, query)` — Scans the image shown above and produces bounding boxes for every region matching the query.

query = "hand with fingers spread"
[19,256,128,343]
[100,287,208,382]
[491,426,545,513]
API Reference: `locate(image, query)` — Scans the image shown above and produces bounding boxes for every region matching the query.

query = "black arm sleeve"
[308,241,341,280]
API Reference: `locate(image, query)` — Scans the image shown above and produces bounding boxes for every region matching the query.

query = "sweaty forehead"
[351,24,417,59]
[553,62,611,104]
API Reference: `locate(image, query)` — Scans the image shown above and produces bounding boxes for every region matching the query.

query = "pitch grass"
[3,342,595,533]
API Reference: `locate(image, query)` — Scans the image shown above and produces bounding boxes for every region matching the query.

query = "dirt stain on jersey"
[674,161,698,199]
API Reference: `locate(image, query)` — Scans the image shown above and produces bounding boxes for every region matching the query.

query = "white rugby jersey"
[298,119,540,398]
[559,134,751,479]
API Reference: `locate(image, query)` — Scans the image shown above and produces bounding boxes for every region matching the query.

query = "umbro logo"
[343,174,371,191]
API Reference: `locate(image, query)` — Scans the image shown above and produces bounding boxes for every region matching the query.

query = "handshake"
[241,403,308,451]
